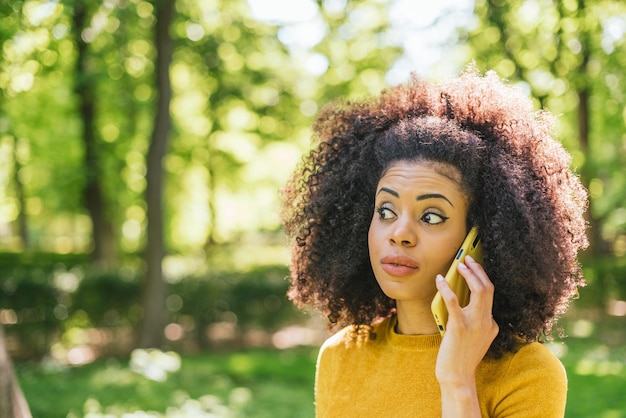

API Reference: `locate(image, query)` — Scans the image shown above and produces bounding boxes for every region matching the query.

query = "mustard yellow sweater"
[315,316,567,417]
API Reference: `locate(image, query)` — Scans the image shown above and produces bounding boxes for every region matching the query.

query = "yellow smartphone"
[431,226,483,335]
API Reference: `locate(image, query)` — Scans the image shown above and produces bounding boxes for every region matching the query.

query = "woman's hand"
[435,255,499,417]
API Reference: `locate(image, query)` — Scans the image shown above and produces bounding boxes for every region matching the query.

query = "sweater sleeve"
[493,342,567,418]
[314,328,346,418]
[314,343,330,417]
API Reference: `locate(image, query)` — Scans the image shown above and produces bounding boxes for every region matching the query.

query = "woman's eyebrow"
[416,193,454,207]
[376,187,454,208]
[376,187,398,197]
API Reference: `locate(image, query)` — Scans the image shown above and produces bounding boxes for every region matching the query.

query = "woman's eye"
[421,212,449,225]
[376,206,395,220]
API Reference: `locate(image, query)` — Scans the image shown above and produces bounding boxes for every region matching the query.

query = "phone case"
[431,226,483,335]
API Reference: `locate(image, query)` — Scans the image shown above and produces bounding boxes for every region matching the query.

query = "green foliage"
[0,252,89,356]
[172,265,306,331]
[0,0,401,256]
[0,254,307,356]
[72,271,141,327]
[578,256,626,308]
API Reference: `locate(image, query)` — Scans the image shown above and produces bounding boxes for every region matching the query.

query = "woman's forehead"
[376,160,470,205]
[380,159,463,185]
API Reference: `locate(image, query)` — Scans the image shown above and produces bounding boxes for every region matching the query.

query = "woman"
[280,68,588,417]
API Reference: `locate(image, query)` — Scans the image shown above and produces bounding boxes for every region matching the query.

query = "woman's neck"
[395,299,441,335]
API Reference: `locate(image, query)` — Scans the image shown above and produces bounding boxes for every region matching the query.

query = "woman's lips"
[380,255,419,277]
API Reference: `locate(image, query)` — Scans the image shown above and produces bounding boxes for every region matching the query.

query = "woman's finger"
[458,257,495,310]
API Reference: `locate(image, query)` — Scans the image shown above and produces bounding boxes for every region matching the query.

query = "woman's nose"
[389,217,417,247]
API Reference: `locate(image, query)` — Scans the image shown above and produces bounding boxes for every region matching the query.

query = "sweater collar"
[381,315,443,351]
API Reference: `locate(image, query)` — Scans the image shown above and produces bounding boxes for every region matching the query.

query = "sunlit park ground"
[15,314,626,418]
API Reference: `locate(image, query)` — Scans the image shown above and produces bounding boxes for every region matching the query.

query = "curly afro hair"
[280,68,588,356]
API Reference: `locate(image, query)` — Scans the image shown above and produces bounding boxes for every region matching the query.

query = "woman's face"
[368,160,469,304]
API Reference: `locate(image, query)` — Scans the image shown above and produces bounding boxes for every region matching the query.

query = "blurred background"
[0,0,625,416]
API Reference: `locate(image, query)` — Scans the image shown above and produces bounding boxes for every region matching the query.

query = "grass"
[17,347,318,418]
[16,328,626,418]
[559,338,626,418]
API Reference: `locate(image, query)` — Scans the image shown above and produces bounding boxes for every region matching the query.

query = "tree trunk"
[11,137,28,249]
[577,88,605,255]
[71,1,117,266]
[204,150,217,249]
[575,0,608,256]
[0,325,32,418]
[137,0,175,348]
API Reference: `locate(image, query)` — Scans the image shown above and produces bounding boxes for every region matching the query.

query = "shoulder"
[318,318,391,358]
[481,341,565,380]
[316,325,362,390]
[508,341,566,378]
[318,325,351,354]
[316,325,356,369]
[488,341,566,389]
[479,342,567,417]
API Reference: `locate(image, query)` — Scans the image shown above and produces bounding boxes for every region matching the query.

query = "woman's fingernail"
[465,255,474,263]
[436,274,444,281]
[459,262,467,270]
